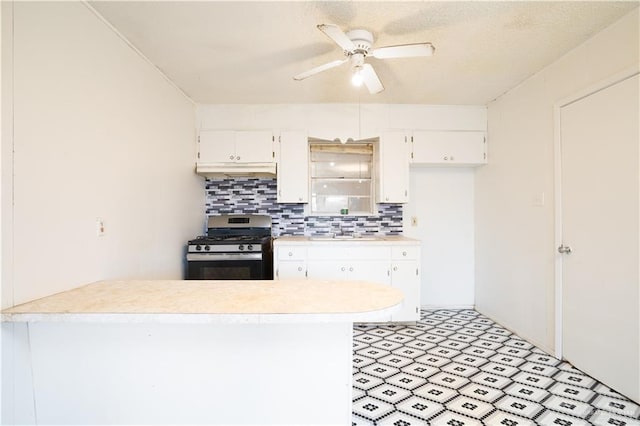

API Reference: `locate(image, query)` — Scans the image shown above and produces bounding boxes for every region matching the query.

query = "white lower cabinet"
[274,239,420,322]
[278,261,307,279]
[390,246,421,321]
[275,246,307,279]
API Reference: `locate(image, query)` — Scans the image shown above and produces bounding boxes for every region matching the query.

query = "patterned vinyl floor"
[352,309,640,426]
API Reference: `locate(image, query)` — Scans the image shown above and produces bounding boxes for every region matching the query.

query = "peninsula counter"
[2,280,402,425]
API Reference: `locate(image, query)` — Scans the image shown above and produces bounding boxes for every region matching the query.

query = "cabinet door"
[412,131,486,165]
[235,131,274,163]
[306,260,346,280]
[349,261,391,285]
[377,131,409,203]
[390,261,420,321]
[277,262,307,279]
[198,130,236,163]
[278,131,309,203]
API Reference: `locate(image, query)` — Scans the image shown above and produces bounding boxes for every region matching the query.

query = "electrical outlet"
[411,216,418,227]
[96,218,105,237]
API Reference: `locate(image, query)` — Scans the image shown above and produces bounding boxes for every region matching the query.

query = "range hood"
[196,162,277,178]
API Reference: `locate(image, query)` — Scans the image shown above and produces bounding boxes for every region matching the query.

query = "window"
[309,140,375,215]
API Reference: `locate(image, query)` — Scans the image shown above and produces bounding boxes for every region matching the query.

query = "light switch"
[533,192,545,207]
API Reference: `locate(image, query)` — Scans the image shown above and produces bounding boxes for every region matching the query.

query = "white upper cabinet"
[198,130,274,163]
[376,131,410,203]
[277,131,309,203]
[411,130,487,166]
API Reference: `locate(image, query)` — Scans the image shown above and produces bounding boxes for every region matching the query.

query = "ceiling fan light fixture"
[294,24,435,95]
[351,66,364,87]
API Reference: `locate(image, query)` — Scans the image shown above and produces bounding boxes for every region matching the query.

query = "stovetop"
[187,214,273,255]
[188,235,270,245]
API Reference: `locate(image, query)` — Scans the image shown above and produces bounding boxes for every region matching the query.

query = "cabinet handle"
[229,155,235,160]
[450,156,454,161]
[341,267,346,272]
[402,251,407,256]
[386,197,389,201]
[349,267,353,272]
[236,156,241,160]
[393,266,398,271]
[443,156,448,161]
[297,266,303,272]
[288,252,293,257]
[298,197,303,201]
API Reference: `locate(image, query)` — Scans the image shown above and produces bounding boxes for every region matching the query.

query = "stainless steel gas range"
[186,214,273,280]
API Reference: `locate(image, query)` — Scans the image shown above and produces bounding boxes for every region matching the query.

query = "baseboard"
[421,304,475,310]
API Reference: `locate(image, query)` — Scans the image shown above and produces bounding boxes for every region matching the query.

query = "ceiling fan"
[293,24,435,95]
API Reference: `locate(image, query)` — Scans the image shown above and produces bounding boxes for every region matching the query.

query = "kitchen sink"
[309,235,382,241]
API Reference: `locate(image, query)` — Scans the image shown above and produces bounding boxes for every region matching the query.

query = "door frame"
[553,66,639,360]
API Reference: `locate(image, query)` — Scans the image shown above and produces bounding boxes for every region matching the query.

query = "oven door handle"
[186,253,263,261]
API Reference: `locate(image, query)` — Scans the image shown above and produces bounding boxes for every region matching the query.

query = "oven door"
[186,253,270,280]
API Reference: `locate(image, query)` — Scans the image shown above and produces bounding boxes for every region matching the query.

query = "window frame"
[307,139,377,216]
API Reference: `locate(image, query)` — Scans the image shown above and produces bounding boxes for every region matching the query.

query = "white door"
[559,73,639,402]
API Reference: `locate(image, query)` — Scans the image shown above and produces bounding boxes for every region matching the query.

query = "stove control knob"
[204,245,210,251]
[247,244,254,251]
[196,245,202,251]
[239,244,245,251]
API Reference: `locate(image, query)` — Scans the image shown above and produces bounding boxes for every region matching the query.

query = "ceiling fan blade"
[317,24,356,52]
[293,58,348,81]
[361,64,384,94]
[371,42,435,59]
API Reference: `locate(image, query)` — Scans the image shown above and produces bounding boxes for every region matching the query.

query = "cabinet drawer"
[277,246,307,260]
[391,246,419,260]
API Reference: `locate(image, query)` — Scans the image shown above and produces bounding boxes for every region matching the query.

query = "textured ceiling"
[89,1,638,105]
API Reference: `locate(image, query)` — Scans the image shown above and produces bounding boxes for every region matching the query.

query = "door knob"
[558,244,572,254]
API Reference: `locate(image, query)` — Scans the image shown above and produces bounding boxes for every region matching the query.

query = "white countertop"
[1,280,403,324]
[275,235,420,245]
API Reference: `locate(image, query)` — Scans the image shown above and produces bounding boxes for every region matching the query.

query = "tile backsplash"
[205,178,403,237]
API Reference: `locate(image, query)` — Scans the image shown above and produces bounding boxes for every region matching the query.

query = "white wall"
[2,3,205,422]
[404,168,475,308]
[475,9,639,353]
[1,1,204,306]
[198,104,484,307]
